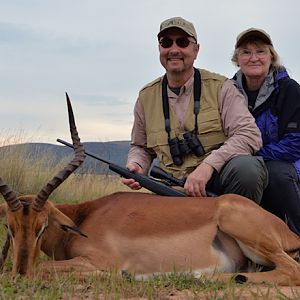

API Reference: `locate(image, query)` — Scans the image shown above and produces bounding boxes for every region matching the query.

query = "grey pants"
[260,160,300,236]
[207,155,268,204]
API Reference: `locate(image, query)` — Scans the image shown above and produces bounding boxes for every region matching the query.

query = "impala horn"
[0,178,21,212]
[32,93,86,212]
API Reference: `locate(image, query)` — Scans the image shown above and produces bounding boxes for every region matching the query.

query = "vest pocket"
[147,131,173,166]
[147,131,206,169]
[198,109,223,133]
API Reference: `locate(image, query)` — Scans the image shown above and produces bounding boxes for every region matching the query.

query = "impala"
[0,95,300,285]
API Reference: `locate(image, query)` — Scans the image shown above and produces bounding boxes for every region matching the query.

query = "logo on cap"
[158,17,197,41]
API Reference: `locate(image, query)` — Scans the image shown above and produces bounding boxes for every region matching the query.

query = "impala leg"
[216,197,300,285]
[183,250,300,285]
[37,257,121,280]
[38,256,98,274]
[210,264,300,286]
[238,269,300,285]
[205,251,300,285]
[238,252,300,285]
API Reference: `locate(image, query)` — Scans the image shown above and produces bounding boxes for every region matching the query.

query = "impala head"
[0,94,86,278]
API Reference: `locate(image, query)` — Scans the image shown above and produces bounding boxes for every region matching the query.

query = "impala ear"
[60,224,88,238]
[47,203,88,238]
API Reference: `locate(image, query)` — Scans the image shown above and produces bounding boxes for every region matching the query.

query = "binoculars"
[169,131,205,166]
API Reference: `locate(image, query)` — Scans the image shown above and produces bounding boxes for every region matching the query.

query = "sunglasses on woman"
[159,37,196,49]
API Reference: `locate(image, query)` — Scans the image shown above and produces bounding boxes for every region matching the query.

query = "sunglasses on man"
[159,37,197,49]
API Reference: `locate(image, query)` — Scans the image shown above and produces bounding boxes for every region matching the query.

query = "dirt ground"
[63,284,300,300]
[167,285,300,299]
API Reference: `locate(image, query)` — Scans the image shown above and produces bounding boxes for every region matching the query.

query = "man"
[122,17,267,202]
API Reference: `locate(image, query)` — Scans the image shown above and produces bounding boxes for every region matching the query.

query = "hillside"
[0,141,131,175]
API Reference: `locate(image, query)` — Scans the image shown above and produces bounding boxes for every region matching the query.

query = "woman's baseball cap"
[235,28,273,48]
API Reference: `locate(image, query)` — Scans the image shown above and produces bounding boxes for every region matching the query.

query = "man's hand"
[184,162,214,197]
[121,162,143,190]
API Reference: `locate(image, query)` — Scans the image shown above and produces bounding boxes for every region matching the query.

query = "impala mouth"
[16,247,29,275]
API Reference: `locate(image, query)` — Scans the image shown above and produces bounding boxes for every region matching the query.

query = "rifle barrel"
[56,138,186,197]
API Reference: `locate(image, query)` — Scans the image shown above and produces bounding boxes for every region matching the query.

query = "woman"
[231,28,300,235]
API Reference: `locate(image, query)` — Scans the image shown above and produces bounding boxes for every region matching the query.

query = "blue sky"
[1,0,300,144]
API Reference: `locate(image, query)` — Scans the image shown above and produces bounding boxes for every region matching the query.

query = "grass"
[0,269,299,299]
[0,138,300,299]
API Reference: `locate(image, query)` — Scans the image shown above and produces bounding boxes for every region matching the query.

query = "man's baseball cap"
[158,17,197,41]
[235,28,273,48]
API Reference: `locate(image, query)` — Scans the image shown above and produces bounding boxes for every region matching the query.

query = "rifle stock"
[57,139,186,197]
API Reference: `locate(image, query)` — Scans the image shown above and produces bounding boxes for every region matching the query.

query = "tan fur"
[2,192,300,285]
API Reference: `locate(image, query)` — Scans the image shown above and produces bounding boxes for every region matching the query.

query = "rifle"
[150,165,186,187]
[57,139,186,197]
[150,165,217,197]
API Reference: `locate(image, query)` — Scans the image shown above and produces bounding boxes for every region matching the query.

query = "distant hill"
[0,141,131,175]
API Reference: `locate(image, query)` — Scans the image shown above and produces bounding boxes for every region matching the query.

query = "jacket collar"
[232,68,289,110]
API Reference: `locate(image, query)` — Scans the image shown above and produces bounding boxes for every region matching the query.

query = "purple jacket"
[232,68,300,180]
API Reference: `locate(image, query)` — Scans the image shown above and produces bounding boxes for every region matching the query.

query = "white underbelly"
[133,249,236,280]
[107,225,243,276]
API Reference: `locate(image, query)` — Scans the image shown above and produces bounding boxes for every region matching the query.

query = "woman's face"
[237,43,272,81]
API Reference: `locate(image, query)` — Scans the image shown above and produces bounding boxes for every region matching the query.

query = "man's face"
[159,28,199,75]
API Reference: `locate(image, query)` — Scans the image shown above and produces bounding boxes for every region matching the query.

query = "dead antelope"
[1,97,300,285]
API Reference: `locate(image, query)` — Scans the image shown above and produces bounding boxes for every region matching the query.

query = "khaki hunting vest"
[139,69,228,178]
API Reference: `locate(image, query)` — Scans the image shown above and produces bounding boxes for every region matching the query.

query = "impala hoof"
[121,270,132,281]
[234,274,248,284]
